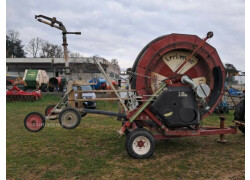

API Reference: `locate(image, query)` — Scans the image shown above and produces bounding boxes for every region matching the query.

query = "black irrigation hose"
[81,109,127,119]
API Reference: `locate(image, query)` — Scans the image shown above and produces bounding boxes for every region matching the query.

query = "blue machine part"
[228,87,242,96]
[214,96,234,114]
[89,78,107,90]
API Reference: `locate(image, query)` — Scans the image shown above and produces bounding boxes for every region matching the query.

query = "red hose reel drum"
[131,33,225,118]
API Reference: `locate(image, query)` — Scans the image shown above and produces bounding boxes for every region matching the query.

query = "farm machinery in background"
[23,69,66,92]
[6,71,44,101]
[213,84,244,114]
[6,69,67,101]
[6,85,42,101]
[24,16,243,159]
[23,69,49,91]
[6,74,26,90]
[89,78,107,90]
[88,77,119,90]
[228,87,243,97]
[48,76,67,92]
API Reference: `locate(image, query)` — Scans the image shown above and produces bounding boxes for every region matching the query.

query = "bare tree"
[111,58,118,65]
[69,51,81,58]
[40,40,51,58]
[26,37,42,58]
[7,29,20,42]
[52,45,64,58]
[40,40,64,58]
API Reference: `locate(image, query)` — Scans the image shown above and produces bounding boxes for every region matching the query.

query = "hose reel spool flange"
[131,33,225,118]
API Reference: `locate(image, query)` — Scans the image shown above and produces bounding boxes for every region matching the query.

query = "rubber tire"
[59,108,81,129]
[45,105,58,120]
[24,112,45,132]
[238,126,245,134]
[41,83,47,92]
[125,128,155,159]
[234,99,245,134]
[48,86,54,92]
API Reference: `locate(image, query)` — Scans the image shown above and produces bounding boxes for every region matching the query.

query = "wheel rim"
[61,111,78,127]
[46,106,55,116]
[26,114,43,131]
[132,136,151,155]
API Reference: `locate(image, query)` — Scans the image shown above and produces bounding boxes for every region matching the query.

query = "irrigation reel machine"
[24,15,238,159]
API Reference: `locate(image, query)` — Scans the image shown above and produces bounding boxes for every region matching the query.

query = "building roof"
[6,57,111,65]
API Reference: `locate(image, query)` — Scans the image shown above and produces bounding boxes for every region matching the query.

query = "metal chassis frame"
[44,64,237,141]
[32,16,237,143]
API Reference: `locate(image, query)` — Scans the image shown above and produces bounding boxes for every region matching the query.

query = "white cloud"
[7,0,245,71]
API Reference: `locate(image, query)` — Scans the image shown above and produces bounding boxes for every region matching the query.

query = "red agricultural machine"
[6,73,42,101]
[7,85,42,101]
[24,15,240,159]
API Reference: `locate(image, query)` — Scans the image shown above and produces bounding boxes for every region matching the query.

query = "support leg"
[218,116,227,143]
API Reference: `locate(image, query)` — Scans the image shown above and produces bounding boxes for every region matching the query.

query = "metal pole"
[118,82,167,135]
[93,57,128,112]
[129,82,166,123]
[62,33,70,80]
[35,15,81,81]
[218,116,227,143]
[174,31,213,74]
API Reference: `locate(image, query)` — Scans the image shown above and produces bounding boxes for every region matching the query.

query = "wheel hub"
[26,114,43,131]
[132,136,150,155]
[137,140,144,147]
[61,111,78,127]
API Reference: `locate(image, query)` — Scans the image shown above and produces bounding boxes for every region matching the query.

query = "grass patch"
[7,95,245,179]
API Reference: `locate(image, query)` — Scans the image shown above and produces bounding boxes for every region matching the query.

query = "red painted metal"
[138,140,144,147]
[123,33,231,139]
[47,107,54,115]
[45,106,55,116]
[119,121,131,134]
[200,127,237,135]
[132,33,225,119]
[126,107,236,140]
[25,114,44,131]
[153,126,237,140]
[174,35,210,73]
[6,85,42,101]
[132,122,138,129]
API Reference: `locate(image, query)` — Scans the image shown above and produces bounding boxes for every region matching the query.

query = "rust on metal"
[218,116,228,143]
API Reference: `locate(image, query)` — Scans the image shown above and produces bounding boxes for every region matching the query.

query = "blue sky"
[6,0,245,71]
